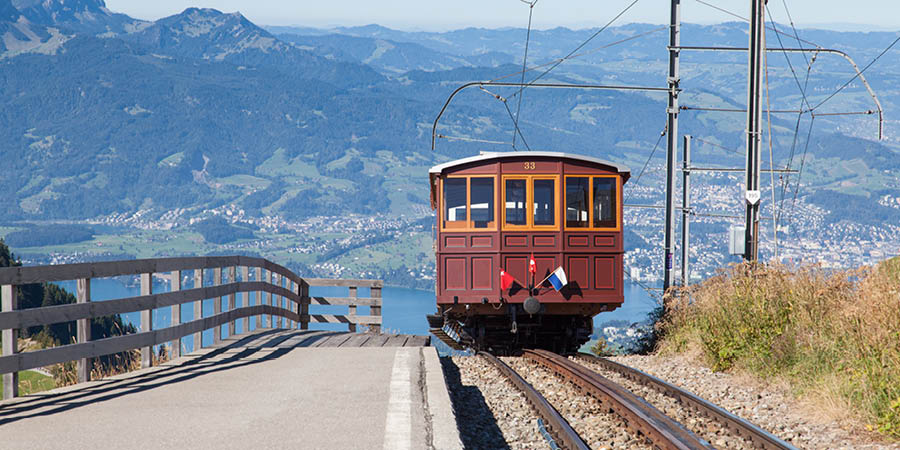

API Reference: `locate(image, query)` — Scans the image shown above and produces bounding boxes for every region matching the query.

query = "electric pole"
[663,0,681,292]
[744,0,765,261]
[682,135,691,287]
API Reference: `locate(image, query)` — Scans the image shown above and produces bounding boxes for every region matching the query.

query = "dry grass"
[657,258,900,439]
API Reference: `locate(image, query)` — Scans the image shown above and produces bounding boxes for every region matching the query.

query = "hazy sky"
[104,0,900,31]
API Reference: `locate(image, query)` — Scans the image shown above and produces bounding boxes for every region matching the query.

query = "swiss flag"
[500,269,515,290]
[529,253,537,275]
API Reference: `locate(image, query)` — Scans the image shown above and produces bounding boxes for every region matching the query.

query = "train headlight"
[523,296,541,315]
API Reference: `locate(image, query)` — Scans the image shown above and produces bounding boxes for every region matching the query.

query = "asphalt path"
[0,330,457,449]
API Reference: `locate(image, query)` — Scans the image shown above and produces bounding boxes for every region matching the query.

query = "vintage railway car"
[427,151,630,353]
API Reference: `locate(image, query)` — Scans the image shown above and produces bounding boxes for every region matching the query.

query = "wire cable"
[505,0,643,101]
[623,265,663,302]
[436,135,511,145]
[694,0,824,49]
[624,125,666,204]
[762,22,779,261]
[766,7,814,112]
[811,33,900,111]
[502,99,532,150]
[786,115,816,227]
[489,25,668,84]
[512,0,538,149]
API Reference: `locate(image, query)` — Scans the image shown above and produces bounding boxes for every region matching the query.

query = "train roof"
[428,151,631,209]
[429,151,631,177]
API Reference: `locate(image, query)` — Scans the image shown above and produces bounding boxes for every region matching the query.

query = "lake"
[55,277,660,352]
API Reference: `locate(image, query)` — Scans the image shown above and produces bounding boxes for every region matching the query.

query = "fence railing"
[0,256,382,400]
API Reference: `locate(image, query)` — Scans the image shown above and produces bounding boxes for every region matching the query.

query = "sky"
[104,0,900,32]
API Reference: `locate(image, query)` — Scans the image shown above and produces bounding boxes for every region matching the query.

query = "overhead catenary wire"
[786,115,816,228]
[762,14,779,261]
[489,25,668,84]
[436,0,656,152]
[435,135,511,146]
[765,8,814,113]
[694,0,824,50]
[811,33,900,111]
[503,0,644,101]
[624,125,667,204]
[512,0,538,149]
[690,0,885,138]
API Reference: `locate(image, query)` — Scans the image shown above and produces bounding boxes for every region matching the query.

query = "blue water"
[55,277,660,350]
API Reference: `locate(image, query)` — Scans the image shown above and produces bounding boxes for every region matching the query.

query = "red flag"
[500,269,515,290]
[529,253,537,275]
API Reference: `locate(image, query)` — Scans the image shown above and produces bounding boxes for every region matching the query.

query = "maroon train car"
[428,151,631,353]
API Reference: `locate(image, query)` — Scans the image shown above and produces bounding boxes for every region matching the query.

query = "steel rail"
[576,353,798,450]
[525,349,712,450]
[479,352,589,450]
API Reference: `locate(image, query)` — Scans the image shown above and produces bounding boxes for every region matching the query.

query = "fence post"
[170,271,181,359]
[213,267,222,345]
[140,273,153,369]
[348,286,358,333]
[257,267,267,328]
[299,280,309,330]
[271,272,278,328]
[2,284,18,400]
[242,266,250,333]
[193,269,203,352]
[289,280,296,329]
[280,275,287,328]
[228,266,237,337]
[265,269,272,328]
[76,278,91,383]
[371,286,382,334]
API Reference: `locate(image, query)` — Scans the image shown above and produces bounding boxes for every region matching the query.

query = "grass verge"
[657,258,900,439]
[1,370,57,396]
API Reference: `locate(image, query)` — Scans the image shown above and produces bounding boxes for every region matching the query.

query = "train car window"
[443,178,467,229]
[593,177,617,228]
[470,177,495,229]
[566,177,590,228]
[533,179,556,226]
[505,179,527,226]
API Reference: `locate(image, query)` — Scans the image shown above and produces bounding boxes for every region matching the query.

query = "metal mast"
[663,0,681,292]
[743,0,765,261]
[682,135,692,287]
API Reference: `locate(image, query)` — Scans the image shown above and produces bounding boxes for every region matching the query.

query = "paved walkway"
[0,329,461,449]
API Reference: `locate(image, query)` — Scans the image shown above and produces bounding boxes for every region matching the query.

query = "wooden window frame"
[501,175,560,231]
[440,175,498,232]
[564,175,622,232]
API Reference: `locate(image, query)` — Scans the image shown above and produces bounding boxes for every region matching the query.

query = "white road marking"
[383,347,413,450]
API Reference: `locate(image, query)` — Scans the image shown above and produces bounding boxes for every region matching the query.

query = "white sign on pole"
[745,190,761,205]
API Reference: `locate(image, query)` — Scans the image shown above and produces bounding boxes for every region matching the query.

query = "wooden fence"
[0,256,382,400]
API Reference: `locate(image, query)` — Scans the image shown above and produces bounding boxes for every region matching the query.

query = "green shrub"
[658,260,900,439]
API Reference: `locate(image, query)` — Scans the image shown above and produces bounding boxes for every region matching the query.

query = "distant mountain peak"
[11,0,146,35]
[163,7,259,38]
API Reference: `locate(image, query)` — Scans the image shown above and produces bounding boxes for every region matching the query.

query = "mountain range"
[1,0,899,263]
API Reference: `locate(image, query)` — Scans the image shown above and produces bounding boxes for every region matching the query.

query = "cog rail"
[479,352,589,450]
[576,353,798,450]
[525,349,713,450]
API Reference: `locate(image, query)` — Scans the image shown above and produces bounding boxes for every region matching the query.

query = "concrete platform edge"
[424,348,463,450]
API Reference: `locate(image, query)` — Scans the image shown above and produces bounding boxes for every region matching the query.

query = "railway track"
[521,349,712,449]
[573,353,798,450]
[482,349,799,449]
[480,352,590,450]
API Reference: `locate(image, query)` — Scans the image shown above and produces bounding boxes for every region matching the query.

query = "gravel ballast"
[443,356,547,449]
[503,357,654,450]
